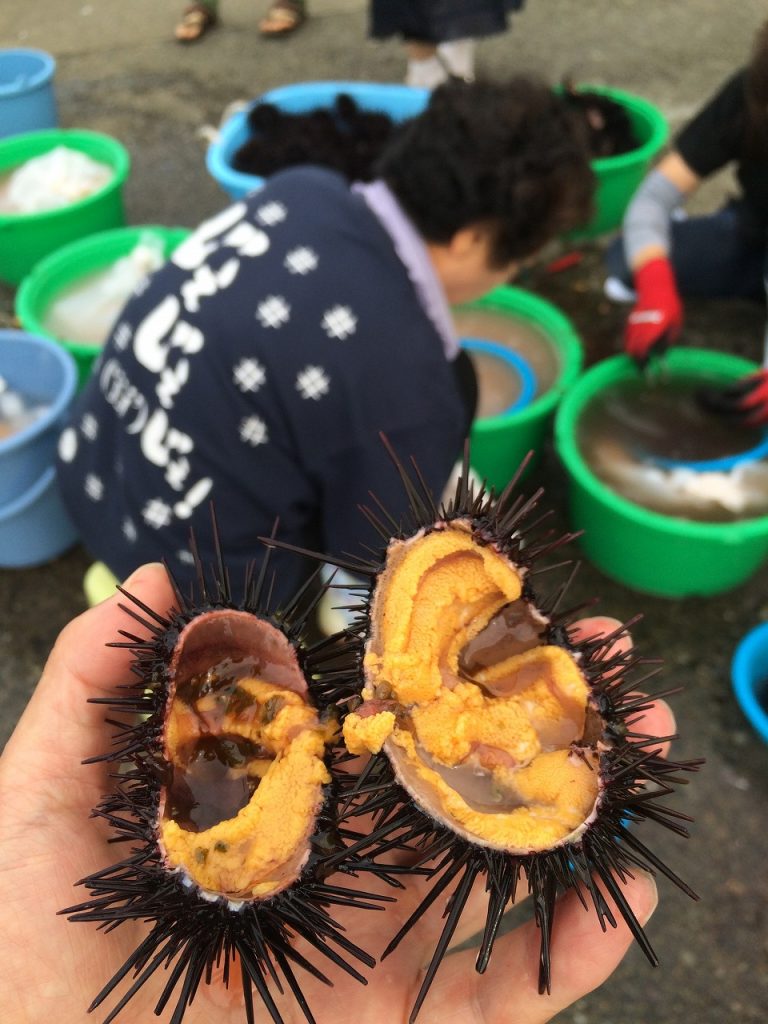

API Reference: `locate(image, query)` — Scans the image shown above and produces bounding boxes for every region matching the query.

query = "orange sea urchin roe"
[343,523,600,853]
[159,612,334,900]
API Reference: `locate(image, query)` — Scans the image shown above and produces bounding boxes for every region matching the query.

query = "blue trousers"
[605,201,766,301]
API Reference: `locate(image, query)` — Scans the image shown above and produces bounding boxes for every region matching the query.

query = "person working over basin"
[56,77,594,601]
[605,16,768,424]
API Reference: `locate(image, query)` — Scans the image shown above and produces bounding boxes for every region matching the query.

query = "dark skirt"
[370,0,525,44]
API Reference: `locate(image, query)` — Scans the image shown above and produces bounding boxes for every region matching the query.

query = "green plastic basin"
[460,284,583,491]
[554,349,768,597]
[15,225,190,387]
[567,84,668,240]
[0,128,130,285]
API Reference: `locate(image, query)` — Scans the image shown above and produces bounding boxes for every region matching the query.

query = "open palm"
[0,565,664,1024]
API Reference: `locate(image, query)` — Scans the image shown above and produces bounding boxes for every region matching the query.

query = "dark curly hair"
[377,76,595,268]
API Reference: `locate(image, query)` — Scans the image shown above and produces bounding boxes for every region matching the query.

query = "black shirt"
[676,68,768,229]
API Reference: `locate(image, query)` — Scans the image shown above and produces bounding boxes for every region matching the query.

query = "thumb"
[0,563,176,813]
[425,868,658,1024]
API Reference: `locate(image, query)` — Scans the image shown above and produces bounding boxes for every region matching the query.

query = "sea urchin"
[267,441,703,1022]
[63,525,391,1024]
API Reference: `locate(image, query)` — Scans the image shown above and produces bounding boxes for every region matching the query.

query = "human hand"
[696,368,768,426]
[625,256,683,366]
[0,569,670,1024]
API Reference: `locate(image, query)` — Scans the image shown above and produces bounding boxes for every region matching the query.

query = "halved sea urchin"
[273,441,703,1022]
[63,524,392,1024]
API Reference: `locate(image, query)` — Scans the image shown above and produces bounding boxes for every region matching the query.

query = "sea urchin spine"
[63,522,391,1024]
[266,440,704,1022]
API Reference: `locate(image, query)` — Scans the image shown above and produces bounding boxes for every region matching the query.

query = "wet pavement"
[1,2,767,1022]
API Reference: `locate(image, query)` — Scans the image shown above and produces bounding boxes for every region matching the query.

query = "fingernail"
[637,870,659,925]
[122,562,165,589]
[656,698,677,736]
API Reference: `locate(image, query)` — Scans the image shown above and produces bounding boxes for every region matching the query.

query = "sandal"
[258,0,306,37]
[175,3,218,43]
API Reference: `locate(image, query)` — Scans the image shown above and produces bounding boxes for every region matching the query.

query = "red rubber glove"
[624,257,683,366]
[739,370,768,424]
[697,369,768,426]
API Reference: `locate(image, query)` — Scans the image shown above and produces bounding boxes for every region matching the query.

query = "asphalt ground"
[1,2,767,1022]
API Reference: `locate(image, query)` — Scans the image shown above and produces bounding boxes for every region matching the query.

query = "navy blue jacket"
[57,168,468,598]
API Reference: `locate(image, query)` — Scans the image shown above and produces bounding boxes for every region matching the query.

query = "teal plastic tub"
[459,285,583,492]
[0,49,57,139]
[554,349,768,597]
[16,225,190,387]
[0,329,79,567]
[0,128,130,285]
[0,464,78,567]
[0,328,77,505]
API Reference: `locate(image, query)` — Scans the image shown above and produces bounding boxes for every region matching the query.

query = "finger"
[421,868,658,1024]
[746,406,768,426]
[570,614,632,658]
[695,380,751,417]
[638,334,669,370]
[0,563,176,809]
[571,615,676,756]
[369,618,672,955]
[623,696,675,761]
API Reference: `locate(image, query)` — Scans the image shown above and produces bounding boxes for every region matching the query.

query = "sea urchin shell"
[63,527,390,1024]
[344,519,602,855]
[159,607,333,902]
[268,441,704,1022]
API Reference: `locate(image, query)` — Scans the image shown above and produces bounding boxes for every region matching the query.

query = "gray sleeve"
[622,169,686,268]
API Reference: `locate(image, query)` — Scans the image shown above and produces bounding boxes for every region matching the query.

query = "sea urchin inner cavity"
[343,522,600,853]
[160,609,333,900]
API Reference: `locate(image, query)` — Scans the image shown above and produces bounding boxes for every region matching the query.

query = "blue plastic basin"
[0,463,78,567]
[206,81,428,200]
[459,337,537,416]
[0,329,78,506]
[651,432,768,473]
[0,49,57,139]
[731,622,768,744]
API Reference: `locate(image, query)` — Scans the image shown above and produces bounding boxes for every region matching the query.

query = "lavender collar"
[353,179,459,360]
